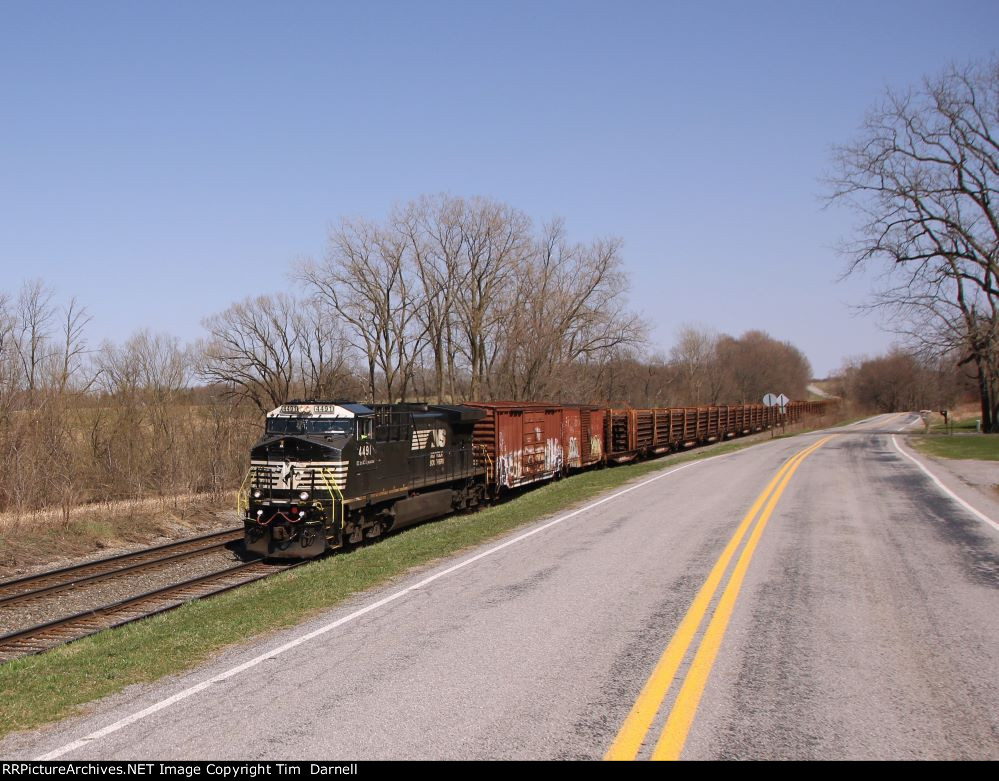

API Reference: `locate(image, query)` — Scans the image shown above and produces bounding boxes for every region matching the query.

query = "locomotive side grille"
[249,460,348,491]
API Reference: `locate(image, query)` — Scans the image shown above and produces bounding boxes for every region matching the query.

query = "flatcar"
[240,398,831,558]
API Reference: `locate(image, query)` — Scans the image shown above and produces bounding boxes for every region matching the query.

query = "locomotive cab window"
[358,418,374,440]
[266,418,354,436]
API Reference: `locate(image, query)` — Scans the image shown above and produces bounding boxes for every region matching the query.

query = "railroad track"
[0,527,244,608]
[0,558,303,662]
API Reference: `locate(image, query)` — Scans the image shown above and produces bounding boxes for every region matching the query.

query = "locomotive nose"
[258,435,340,462]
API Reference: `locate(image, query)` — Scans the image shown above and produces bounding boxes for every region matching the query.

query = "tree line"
[0,197,818,516]
[833,348,976,415]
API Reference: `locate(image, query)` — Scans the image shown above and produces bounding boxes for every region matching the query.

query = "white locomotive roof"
[267,402,372,419]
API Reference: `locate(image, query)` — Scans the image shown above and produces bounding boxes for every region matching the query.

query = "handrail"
[476,443,494,483]
[236,468,252,516]
[318,468,345,530]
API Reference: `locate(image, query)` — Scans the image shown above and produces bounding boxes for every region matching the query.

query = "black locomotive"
[242,401,487,558]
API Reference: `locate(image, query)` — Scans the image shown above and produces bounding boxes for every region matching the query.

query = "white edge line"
[891,435,999,534]
[36,442,767,760]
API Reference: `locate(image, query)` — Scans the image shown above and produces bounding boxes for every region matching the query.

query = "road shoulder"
[892,435,999,533]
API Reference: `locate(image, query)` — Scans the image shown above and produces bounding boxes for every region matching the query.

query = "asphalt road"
[4,414,998,760]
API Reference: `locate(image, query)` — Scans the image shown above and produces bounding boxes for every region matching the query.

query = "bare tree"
[715,330,812,403]
[453,197,533,399]
[669,324,723,404]
[93,331,189,495]
[0,293,19,424]
[299,218,426,403]
[841,348,969,413]
[15,279,57,393]
[580,347,671,407]
[828,57,999,430]
[396,195,465,401]
[491,221,645,399]
[200,294,303,413]
[200,293,358,412]
[298,197,646,403]
[296,297,357,400]
[54,297,93,393]
[0,282,274,516]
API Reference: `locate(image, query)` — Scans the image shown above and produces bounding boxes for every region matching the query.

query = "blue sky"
[1,0,997,376]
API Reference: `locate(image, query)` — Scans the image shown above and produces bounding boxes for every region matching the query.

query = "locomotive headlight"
[252,490,262,499]
[299,491,310,501]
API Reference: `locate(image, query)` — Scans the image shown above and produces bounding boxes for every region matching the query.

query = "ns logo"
[411,428,447,450]
[412,428,447,466]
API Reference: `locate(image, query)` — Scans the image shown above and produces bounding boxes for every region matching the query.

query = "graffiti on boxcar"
[567,436,580,465]
[545,438,564,473]
[590,435,602,458]
[497,449,524,488]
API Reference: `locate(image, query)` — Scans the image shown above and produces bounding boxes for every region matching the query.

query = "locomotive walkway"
[3,414,998,759]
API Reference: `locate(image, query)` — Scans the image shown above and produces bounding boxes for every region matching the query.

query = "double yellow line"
[605,435,832,761]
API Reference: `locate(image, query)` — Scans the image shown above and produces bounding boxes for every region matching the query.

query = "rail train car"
[242,401,487,558]
[603,401,825,463]
[240,398,832,558]
[464,402,605,491]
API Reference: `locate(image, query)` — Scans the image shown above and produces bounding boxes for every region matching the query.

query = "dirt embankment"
[0,494,239,580]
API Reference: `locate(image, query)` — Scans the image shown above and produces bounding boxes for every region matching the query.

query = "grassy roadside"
[0,425,820,739]
[909,435,999,461]
[929,418,980,433]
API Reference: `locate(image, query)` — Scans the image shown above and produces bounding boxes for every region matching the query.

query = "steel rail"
[0,557,305,662]
[0,527,244,607]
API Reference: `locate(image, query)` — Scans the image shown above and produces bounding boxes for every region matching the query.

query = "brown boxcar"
[562,405,606,469]
[466,402,609,491]
[467,402,566,491]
